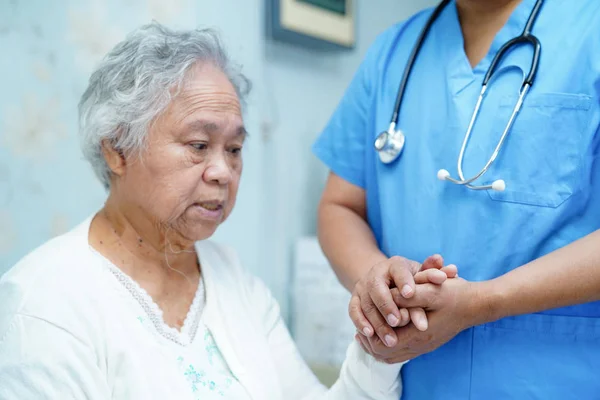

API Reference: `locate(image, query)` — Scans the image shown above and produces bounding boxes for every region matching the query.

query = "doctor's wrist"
[468,280,507,327]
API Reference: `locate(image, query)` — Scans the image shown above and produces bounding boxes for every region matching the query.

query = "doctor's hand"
[349,255,458,347]
[355,277,482,364]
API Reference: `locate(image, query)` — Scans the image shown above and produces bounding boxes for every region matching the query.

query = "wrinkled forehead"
[148,64,244,144]
[176,62,242,115]
[160,63,244,132]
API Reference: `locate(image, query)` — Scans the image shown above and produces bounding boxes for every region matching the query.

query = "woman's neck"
[91,195,200,279]
[456,0,522,67]
[89,198,201,331]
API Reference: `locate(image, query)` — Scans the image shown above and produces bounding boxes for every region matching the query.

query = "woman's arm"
[0,313,110,399]
[249,276,404,400]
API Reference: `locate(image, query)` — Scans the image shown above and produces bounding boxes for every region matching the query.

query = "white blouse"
[0,217,404,399]
[100,259,251,399]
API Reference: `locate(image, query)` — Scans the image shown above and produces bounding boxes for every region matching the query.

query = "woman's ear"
[101,139,127,178]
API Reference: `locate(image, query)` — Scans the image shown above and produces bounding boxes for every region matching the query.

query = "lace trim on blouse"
[92,247,205,347]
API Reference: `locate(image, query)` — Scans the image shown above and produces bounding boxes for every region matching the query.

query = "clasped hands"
[351,255,481,364]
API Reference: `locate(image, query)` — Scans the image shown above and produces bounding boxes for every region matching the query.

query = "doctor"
[312,0,600,398]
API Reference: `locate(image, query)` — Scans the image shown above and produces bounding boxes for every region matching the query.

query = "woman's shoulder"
[0,217,105,340]
[1,217,95,286]
[195,240,272,303]
[195,239,245,281]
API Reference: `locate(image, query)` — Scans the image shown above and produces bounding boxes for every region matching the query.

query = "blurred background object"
[0,0,436,383]
[292,237,355,386]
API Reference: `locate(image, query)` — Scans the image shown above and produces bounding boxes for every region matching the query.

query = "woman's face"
[115,62,245,242]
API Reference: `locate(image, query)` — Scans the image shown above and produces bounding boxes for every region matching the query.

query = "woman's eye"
[230,147,242,156]
[190,143,207,151]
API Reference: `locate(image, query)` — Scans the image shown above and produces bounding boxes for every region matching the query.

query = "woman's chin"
[183,223,220,243]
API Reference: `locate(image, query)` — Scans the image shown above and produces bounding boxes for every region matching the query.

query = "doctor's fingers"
[390,287,429,331]
[408,308,428,331]
[441,264,458,278]
[420,254,444,271]
[420,255,459,281]
[413,264,458,284]
[390,283,439,310]
[414,268,448,285]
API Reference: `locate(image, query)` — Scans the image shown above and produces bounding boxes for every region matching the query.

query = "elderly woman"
[0,23,453,399]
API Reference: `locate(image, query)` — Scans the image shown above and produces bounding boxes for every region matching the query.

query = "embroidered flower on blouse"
[204,329,220,366]
[183,364,206,393]
[177,327,240,398]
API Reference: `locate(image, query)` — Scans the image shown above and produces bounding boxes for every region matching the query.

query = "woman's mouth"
[192,201,224,220]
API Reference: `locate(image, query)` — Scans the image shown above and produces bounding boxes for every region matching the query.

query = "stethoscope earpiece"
[491,180,506,192]
[437,169,450,181]
[437,168,506,192]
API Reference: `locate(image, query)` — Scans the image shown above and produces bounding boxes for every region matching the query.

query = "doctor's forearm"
[318,202,387,291]
[479,229,600,323]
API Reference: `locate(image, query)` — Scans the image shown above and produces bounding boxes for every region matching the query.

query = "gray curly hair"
[78,22,251,189]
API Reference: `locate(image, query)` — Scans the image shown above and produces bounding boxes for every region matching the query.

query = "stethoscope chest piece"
[375,127,405,164]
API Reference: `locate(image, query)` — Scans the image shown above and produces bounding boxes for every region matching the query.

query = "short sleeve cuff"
[312,141,366,189]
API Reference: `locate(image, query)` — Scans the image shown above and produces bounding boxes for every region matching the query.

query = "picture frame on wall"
[267,0,355,50]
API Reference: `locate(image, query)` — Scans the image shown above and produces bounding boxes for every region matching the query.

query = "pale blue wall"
[0,0,437,319]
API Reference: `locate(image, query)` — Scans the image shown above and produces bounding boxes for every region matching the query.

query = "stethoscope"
[374,0,544,191]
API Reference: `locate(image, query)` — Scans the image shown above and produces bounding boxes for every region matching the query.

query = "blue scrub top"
[313,0,600,398]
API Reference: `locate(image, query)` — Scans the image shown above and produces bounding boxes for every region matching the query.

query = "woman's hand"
[348,255,458,347]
